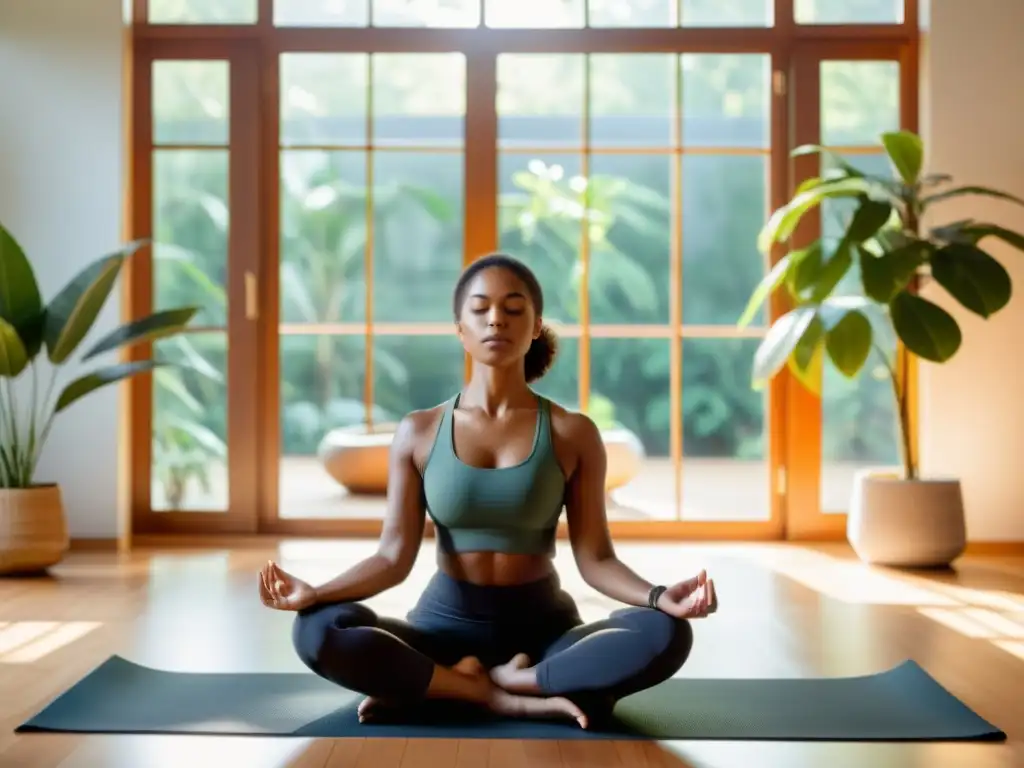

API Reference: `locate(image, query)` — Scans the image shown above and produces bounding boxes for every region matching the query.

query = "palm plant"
[0,222,198,488]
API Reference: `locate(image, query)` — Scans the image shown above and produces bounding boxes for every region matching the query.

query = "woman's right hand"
[259,560,317,612]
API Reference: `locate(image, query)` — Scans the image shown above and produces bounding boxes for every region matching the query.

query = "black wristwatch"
[648,585,668,610]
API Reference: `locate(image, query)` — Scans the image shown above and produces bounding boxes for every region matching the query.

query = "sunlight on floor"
[745,547,960,606]
[67,735,329,768]
[747,546,1024,666]
[0,621,102,664]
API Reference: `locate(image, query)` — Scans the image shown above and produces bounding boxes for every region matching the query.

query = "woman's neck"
[461,365,535,416]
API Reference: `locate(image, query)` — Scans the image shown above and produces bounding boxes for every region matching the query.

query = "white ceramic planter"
[847,470,966,568]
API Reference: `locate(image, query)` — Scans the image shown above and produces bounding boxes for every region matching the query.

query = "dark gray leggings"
[291,571,694,710]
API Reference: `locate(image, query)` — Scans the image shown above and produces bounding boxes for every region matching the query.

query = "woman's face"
[456,267,541,371]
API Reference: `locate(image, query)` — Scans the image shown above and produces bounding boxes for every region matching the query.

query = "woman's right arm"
[309,412,429,605]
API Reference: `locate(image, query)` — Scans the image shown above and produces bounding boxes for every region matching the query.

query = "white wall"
[0,0,126,539]
[918,0,1024,541]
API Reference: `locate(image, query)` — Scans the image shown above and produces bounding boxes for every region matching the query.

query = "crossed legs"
[292,600,694,726]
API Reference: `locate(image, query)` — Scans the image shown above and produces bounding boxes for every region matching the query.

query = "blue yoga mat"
[16,655,1005,742]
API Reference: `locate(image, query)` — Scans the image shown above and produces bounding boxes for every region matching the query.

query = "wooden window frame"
[124,0,920,541]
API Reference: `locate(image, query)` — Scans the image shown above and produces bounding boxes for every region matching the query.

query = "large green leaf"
[752,306,818,388]
[44,240,146,364]
[786,316,825,395]
[824,309,873,377]
[0,223,43,329]
[844,198,895,244]
[737,252,794,327]
[922,185,1024,209]
[81,307,199,362]
[930,243,1012,319]
[955,223,1024,253]
[890,293,962,362]
[0,317,29,377]
[858,242,928,303]
[791,144,865,177]
[54,359,164,413]
[758,177,881,253]
[880,131,924,187]
[790,243,853,303]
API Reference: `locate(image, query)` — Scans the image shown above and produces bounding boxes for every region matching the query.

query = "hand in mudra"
[258,560,317,612]
[655,569,718,620]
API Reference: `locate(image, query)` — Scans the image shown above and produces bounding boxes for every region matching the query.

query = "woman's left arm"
[562,412,716,617]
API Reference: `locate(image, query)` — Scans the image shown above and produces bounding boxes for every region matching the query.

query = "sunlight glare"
[749,548,958,606]
[0,622,60,654]
[994,640,1024,662]
[0,621,102,663]
[917,608,1000,639]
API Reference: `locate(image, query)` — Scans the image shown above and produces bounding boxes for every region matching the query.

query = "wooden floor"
[1,539,1022,767]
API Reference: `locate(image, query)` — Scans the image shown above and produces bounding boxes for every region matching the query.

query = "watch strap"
[648,585,668,610]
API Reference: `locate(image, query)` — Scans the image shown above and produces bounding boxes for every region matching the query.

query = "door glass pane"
[593,338,673,521]
[153,61,229,145]
[372,0,479,26]
[682,155,768,326]
[278,53,466,519]
[150,59,232,513]
[486,0,584,27]
[152,150,229,326]
[152,332,229,511]
[590,54,675,148]
[681,0,772,27]
[588,154,671,325]
[588,0,675,27]
[819,61,902,512]
[820,61,900,146]
[371,153,464,322]
[796,0,903,24]
[279,334,368,519]
[280,54,368,146]
[149,0,257,23]
[497,54,584,148]
[682,53,771,149]
[275,0,370,26]
[372,53,465,147]
[681,338,769,521]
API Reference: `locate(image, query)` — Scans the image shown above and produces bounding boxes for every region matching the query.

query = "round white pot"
[847,470,966,568]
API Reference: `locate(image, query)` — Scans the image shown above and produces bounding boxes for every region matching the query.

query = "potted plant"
[0,222,198,575]
[740,130,1024,567]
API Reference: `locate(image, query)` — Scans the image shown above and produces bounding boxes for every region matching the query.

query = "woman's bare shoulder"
[546,400,603,459]
[395,401,450,468]
[548,403,602,438]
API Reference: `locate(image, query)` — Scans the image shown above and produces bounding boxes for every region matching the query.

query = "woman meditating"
[258,253,718,728]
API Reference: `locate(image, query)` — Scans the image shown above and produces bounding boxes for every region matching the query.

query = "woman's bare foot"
[490,653,542,694]
[358,656,587,729]
[489,688,589,729]
[358,696,401,723]
[449,655,588,728]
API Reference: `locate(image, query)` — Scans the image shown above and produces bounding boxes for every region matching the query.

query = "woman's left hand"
[655,569,718,619]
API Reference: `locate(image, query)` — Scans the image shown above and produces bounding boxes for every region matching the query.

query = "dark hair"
[452,253,558,383]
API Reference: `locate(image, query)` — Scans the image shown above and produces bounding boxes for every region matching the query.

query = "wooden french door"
[253,40,788,540]
[784,41,919,540]
[129,40,262,534]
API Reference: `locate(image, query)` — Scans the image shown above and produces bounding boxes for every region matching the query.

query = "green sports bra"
[422,392,566,556]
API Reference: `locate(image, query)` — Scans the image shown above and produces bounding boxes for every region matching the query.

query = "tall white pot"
[847,470,966,568]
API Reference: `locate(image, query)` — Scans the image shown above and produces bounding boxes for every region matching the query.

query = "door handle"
[245,271,258,320]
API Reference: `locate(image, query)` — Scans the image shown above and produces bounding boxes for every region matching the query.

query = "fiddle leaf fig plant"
[739,130,1024,480]
[0,221,199,488]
